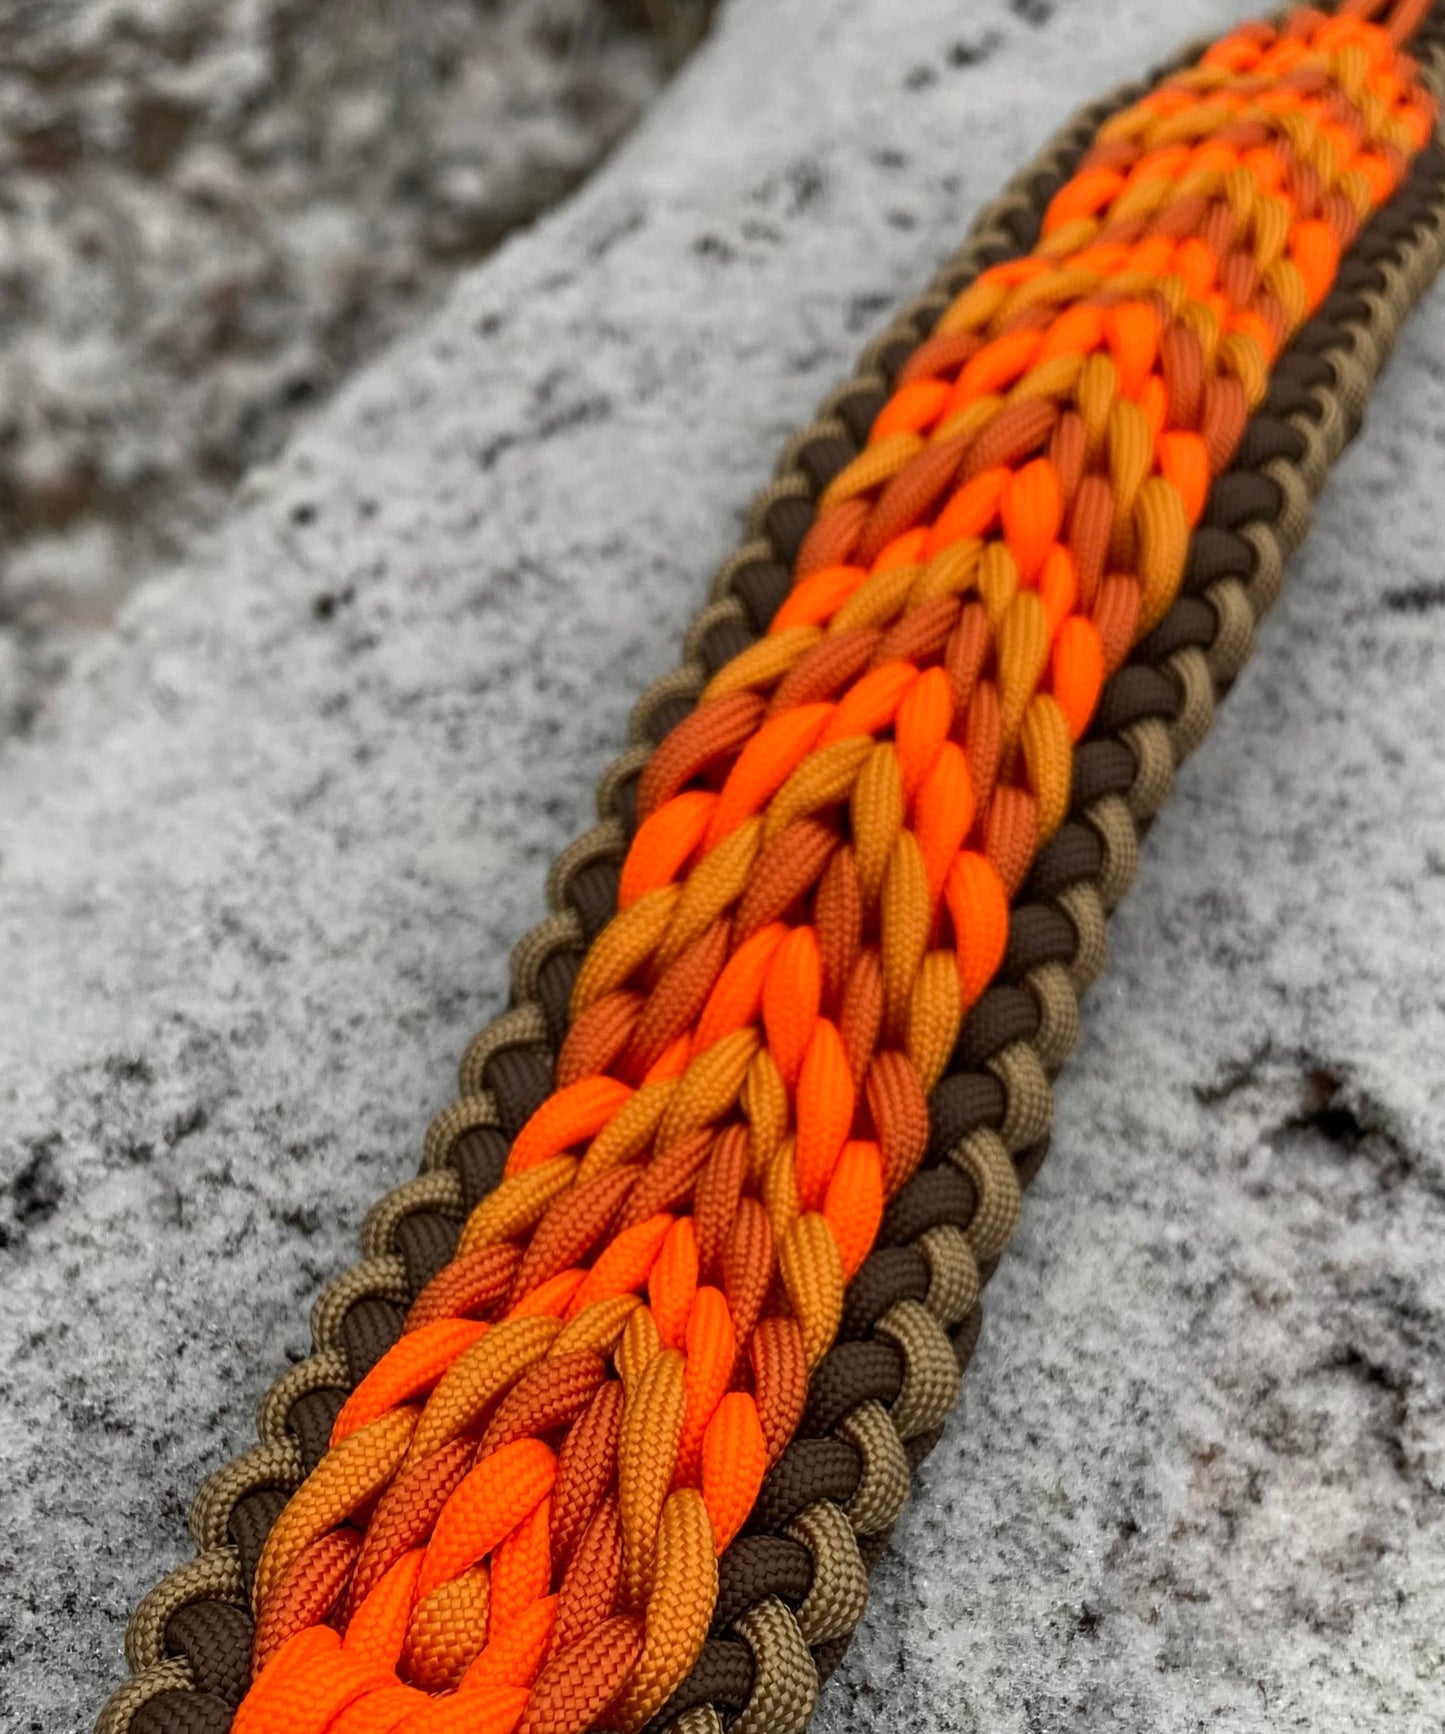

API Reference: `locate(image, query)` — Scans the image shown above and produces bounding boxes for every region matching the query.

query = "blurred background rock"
[0,0,713,733]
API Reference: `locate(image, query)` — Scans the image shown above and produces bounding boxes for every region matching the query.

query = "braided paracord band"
[98,7,1445,1734]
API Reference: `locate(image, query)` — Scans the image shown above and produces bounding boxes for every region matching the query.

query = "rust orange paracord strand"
[99,7,1445,1734]
[228,12,1437,1731]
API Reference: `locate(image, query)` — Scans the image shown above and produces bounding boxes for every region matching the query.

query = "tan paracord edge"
[98,12,1445,1732]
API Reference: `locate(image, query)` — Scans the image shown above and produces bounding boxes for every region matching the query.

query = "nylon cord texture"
[97,6,1445,1733]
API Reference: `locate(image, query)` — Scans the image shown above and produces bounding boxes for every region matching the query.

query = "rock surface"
[0,0,706,736]
[2,0,1444,1730]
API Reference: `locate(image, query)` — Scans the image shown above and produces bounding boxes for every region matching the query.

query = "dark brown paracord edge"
[98,80,1127,1726]
[642,118,1445,1734]
[99,25,1445,1733]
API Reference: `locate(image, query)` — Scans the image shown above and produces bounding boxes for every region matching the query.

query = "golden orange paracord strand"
[232,9,1438,1733]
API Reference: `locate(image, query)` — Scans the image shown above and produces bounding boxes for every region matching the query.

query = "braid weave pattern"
[98,7,1445,1734]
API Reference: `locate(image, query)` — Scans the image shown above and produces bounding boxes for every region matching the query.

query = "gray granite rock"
[0,0,700,737]
[2,0,1443,1729]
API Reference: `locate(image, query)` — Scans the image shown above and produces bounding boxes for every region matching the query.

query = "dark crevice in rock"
[1381,580,1445,613]
[3,1135,64,1242]
[1008,0,1056,27]
[1191,1040,1273,1104]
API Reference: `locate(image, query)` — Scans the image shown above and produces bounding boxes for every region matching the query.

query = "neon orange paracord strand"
[231,9,1438,1733]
